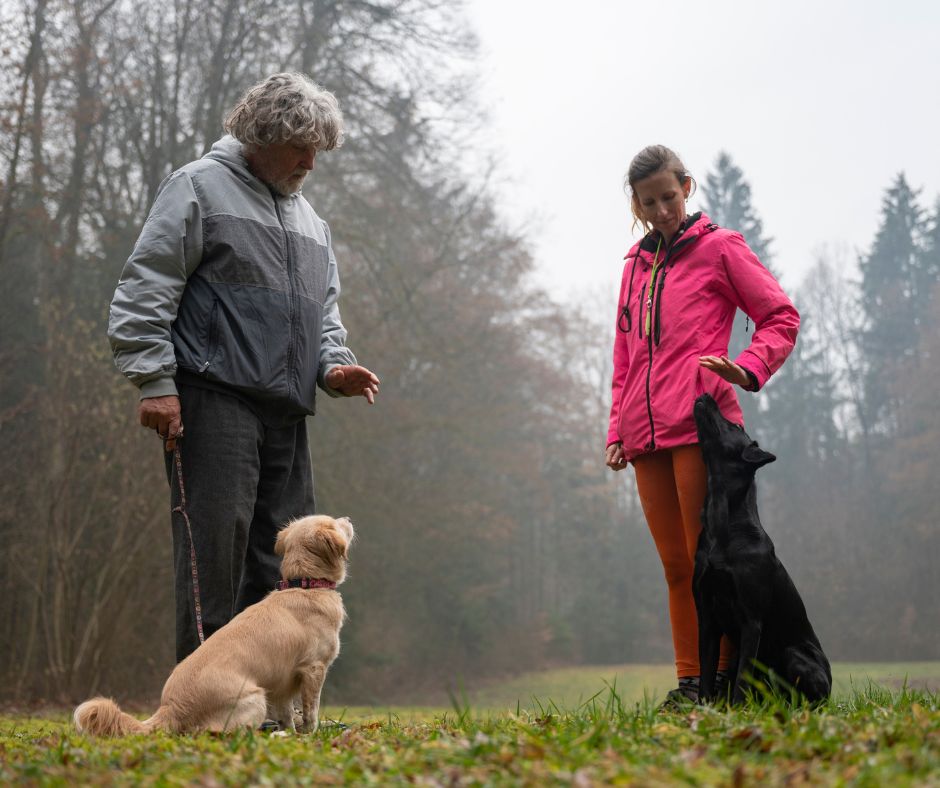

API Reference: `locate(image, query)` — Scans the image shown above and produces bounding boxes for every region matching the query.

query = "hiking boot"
[659,676,699,712]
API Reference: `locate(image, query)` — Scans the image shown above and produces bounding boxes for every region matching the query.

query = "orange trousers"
[634,444,732,678]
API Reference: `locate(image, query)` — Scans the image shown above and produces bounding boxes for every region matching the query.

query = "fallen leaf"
[911,703,931,728]
[572,767,594,787]
[730,726,764,750]
[652,723,681,736]
[678,745,707,765]
[521,742,544,760]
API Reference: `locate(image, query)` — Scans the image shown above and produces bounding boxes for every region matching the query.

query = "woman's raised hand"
[699,355,753,390]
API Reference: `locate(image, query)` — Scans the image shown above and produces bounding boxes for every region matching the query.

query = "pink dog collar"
[275,578,337,591]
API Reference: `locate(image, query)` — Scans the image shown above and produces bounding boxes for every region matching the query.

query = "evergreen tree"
[700,151,774,267]
[760,308,843,475]
[857,174,928,435]
[917,195,940,319]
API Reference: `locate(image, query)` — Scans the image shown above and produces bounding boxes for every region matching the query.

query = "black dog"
[692,394,831,705]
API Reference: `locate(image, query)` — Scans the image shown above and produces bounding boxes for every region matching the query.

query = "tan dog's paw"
[298,718,318,734]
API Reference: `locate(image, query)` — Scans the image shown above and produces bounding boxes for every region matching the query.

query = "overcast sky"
[465,0,940,304]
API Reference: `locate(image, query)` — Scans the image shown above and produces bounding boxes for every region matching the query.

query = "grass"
[2,666,938,785]
[461,661,940,713]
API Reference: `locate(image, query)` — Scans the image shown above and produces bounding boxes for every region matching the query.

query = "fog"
[468,0,940,295]
[0,0,936,705]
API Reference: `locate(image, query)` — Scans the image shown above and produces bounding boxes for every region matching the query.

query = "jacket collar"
[640,211,708,252]
[203,135,300,202]
[203,135,256,183]
[628,212,712,260]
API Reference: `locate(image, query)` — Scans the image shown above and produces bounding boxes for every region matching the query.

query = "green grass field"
[459,661,940,714]
[2,663,938,785]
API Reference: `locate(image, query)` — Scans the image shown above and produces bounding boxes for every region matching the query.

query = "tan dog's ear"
[306,526,348,563]
[336,517,355,541]
[274,528,289,557]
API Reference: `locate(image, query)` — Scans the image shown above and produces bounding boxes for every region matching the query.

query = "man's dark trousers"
[165,383,315,662]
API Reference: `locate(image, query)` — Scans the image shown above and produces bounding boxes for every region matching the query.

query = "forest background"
[0,0,937,704]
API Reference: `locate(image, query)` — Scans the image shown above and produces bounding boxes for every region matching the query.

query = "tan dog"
[74,515,353,735]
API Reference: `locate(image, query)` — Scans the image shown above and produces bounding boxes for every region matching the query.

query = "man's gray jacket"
[108,136,356,421]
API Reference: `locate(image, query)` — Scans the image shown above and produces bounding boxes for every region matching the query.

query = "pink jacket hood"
[607,212,799,460]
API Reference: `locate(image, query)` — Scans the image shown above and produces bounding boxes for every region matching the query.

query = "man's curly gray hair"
[224,73,344,151]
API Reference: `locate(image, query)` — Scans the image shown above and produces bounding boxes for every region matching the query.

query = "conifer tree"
[700,151,774,268]
[857,174,927,435]
[917,195,940,319]
[760,307,842,476]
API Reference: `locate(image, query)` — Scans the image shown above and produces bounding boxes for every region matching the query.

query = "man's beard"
[250,157,308,196]
[269,171,308,196]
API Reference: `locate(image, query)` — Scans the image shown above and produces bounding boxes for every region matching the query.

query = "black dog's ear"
[742,442,776,467]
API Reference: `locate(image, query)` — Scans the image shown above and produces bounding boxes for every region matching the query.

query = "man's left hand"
[325,365,380,404]
[699,355,752,390]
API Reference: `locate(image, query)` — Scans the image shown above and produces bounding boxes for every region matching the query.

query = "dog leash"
[172,441,206,646]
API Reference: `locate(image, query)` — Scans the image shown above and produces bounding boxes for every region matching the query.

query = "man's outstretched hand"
[325,365,380,404]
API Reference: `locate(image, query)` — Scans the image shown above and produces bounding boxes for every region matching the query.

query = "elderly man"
[108,73,378,662]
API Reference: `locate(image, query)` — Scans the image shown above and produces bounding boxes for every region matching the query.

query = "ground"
[2,663,938,785]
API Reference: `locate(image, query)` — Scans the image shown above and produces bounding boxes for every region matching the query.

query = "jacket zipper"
[641,227,699,451]
[644,321,656,451]
[202,298,220,371]
[642,247,663,451]
[273,197,297,400]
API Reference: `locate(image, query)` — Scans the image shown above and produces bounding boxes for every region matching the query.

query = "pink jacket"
[607,212,799,461]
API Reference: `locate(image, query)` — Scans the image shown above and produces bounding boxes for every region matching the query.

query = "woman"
[605,145,799,707]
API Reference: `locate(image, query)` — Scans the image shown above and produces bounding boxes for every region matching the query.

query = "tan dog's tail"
[73,697,173,736]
